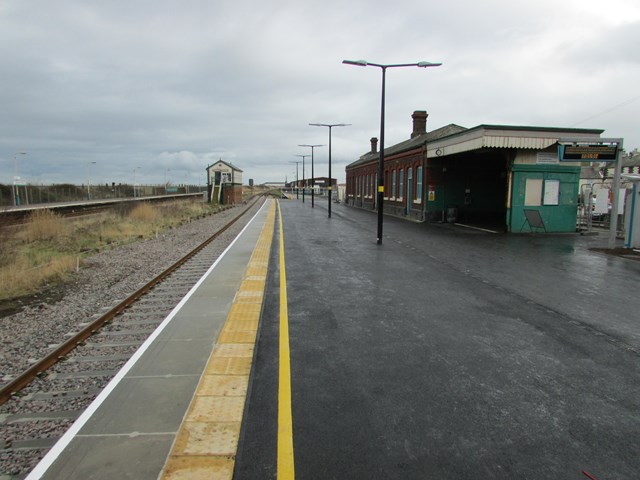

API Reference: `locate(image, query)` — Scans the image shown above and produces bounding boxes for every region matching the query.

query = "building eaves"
[207,159,244,172]
[345,123,467,169]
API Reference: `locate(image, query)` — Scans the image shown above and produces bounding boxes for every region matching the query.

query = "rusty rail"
[0,195,266,405]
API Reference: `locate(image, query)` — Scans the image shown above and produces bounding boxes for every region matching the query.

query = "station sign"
[558,140,619,162]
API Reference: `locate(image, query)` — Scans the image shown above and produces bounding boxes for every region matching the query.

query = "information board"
[558,144,618,162]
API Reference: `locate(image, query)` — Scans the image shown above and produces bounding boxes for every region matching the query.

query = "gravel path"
[0,200,264,387]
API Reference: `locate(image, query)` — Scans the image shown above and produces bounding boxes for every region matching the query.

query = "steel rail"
[0,195,267,405]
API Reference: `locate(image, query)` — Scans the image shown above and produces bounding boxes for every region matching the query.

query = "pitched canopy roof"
[207,159,243,172]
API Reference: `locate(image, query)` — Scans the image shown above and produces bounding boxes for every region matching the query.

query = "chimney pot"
[411,110,428,138]
[370,137,378,154]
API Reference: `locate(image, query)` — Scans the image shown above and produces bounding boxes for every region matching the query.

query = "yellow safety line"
[161,200,276,480]
[277,200,295,479]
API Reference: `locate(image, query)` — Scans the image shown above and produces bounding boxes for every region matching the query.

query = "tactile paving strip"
[161,201,276,480]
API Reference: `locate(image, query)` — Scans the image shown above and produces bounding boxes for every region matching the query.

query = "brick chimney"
[370,137,378,154]
[411,110,428,138]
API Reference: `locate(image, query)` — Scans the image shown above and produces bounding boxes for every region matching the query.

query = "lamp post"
[12,152,26,206]
[289,160,301,199]
[343,59,441,244]
[298,144,324,208]
[164,168,171,193]
[309,123,350,218]
[87,161,97,200]
[133,166,141,198]
[295,155,309,202]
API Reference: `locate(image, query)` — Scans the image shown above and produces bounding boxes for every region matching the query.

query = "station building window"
[384,170,390,199]
[416,166,423,201]
[399,169,404,200]
[392,170,396,199]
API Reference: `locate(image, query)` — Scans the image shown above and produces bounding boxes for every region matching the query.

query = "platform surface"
[29,197,640,479]
[235,199,640,480]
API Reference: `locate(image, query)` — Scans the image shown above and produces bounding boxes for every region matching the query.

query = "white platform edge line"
[26,199,270,480]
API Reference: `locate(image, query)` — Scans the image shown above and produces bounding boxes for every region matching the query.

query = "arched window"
[399,169,404,199]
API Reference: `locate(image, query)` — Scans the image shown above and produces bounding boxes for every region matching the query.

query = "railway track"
[0,195,268,477]
[0,194,205,229]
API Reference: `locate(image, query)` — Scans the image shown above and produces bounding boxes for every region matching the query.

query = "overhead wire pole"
[299,144,324,208]
[342,59,442,244]
[310,123,351,218]
[289,160,301,199]
[295,154,309,203]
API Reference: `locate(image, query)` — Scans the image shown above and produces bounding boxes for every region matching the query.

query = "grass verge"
[0,200,223,302]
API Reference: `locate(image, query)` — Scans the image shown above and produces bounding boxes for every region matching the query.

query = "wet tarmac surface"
[235,200,640,479]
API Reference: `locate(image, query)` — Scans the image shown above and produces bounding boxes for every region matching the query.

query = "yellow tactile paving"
[234,292,264,304]
[186,396,246,423]
[240,279,266,292]
[161,200,276,480]
[162,456,234,480]
[217,330,257,344]
[172,422,241,456]
[213,343,254,357]
[198,375,248,396]
[205,356,252,376]
[228,302,262,316]
[219,318,259,333]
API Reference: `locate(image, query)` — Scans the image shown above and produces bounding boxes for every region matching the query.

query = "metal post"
[295,155,309,202]
[609,140,624,249]
[290,160,301,199]
[328,128,332,216]
[13,152,26,207]
[299,145,323,208]
[310,123,351,218]
[376,67,386,244]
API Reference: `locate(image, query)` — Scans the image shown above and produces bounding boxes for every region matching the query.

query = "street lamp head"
[309,123,352,128]
[342,59,368,67]
[417,61,443,68]
[298,144,324,148]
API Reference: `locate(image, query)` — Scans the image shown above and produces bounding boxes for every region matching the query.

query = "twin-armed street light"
[298,144,324,208]
[342,59,442,244]
[295,154,310,202]
[309,123,350,218]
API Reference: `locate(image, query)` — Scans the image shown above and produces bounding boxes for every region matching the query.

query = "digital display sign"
[558,144,618,162]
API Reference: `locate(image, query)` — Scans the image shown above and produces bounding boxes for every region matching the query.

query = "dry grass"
[24,209,68,242]
[129,203,159,222]
[0,199,219,302]
[0,255,76,299]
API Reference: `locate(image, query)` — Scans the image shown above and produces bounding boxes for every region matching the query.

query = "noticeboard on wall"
[543,180,560,205]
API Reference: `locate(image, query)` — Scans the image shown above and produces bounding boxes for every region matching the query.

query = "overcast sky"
[1,0,639,187]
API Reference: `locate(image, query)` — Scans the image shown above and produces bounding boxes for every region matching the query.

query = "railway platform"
[27,199,276,480]
[24,196,640,479]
